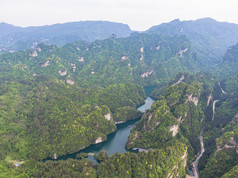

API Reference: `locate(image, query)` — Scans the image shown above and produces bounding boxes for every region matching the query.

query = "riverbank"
[44,96,155,163]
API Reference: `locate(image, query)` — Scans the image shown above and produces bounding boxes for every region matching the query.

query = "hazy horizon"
[1,0,238,31]
[1,17,237,32]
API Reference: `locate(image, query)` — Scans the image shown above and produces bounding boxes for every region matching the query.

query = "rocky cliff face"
[198,71,238,178]
[127,73,210,172]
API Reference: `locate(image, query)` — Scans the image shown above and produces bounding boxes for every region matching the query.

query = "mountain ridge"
[0,21,132,50]
[146,17,238,69]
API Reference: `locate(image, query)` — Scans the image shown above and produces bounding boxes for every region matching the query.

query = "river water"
[50,88,155,163]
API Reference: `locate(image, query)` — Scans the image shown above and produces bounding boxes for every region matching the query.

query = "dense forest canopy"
[0,18,238,177]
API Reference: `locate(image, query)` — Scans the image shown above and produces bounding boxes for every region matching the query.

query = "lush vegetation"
[199,72,238,177]
[0,75,146,177]
[127,73,215,167]
[97,142,187,178]
[221,163,238,178]
[32,159,97,177]
[213,44,238,80]
[147,18,238,70]
[0,33,200,87]
[9,142,187,177]
[95,150,108,162]
[1,18,238,177]
[200,115,238,178]
[0,30,199,177]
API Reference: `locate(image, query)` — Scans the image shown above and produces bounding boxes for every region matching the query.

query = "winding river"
[50,88,155,163]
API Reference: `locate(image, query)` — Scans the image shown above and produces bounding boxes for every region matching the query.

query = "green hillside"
[0,33,200,87]
[1,18,238,177]
[147,18,238,70]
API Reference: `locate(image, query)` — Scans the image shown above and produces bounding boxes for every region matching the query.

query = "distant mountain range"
[1,18,238,87]
[1,17,238,177]
[0,21,132,51]
[1,18,238,57]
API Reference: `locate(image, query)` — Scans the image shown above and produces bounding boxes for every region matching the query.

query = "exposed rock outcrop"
[30,50,38,57]
[58,69,67,76]
[177,116,185,123]
[173,75,184,86]
[216,137,238,153]
[95,137,103,144]
[104,113,111,121]
[141,69,154,78]
[181,150,188,168]
[140,54,144,61]
[54,153,57,159]
[169,125,179,137]
[212,100,219,120]
[186,94,199,106]
[115,121,124,124]
[191,129,205,178]
[207,93,212,106]
[140,47,144,53]
[22,65,28,69]
[36,47,41,52]
[147,114,152,124]
[121,56,128,61]
[178,48,188,57]
[66,79,75,85]
[218,82,227,94]
[78,56,84,62]
[41,60,50,67]
[71,63,76,72]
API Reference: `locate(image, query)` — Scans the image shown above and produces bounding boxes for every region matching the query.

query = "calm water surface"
[47,87,155,163]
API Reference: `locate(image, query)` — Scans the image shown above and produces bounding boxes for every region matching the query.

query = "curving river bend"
[50,96,155,163]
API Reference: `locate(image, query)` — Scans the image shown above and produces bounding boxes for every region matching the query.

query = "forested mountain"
[25,142,188,177]
[0,33,200,87]
[213,43,238,80]
[127,73,214,171]
[0,77,145,161]
[0,23,21,39]
[147,18,238,69]
[0,21,132,51]
[198,72,238,177]
[3,72,226,177]
[1,70,237,177]
[1,18,238,177]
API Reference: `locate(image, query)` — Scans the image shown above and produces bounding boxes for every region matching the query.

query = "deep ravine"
[191,129,205,178]
[212,100,219,121]
[191,85,226,177]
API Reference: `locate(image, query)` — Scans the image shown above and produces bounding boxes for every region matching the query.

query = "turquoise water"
[137,96,155,113]
[45,87,155,163]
